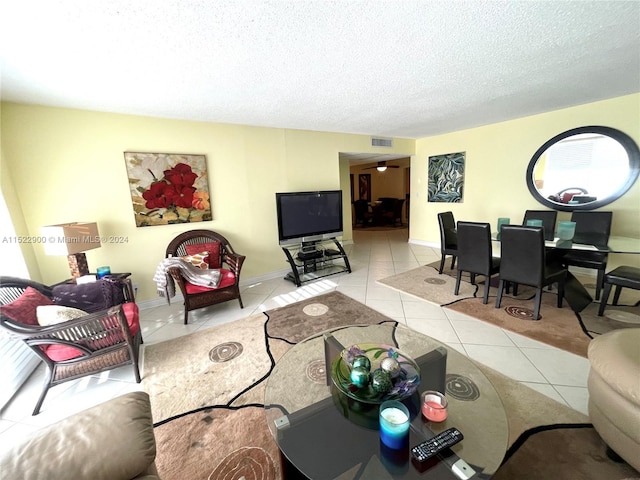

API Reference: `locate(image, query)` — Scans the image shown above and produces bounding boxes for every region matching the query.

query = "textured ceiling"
[1,1,639,139]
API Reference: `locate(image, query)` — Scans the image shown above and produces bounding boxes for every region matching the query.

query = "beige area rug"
[143,312,272,422]
[377,265,477,306]
[379,262,639,358]
[146,291,638,480]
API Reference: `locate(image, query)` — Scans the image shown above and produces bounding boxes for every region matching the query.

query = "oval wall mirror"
[526,126,640,211]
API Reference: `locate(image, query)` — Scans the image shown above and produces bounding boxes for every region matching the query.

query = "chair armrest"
[1,304,135,347]
[0,276,53,298]
[222,252,245,277]
[0,392,157,480]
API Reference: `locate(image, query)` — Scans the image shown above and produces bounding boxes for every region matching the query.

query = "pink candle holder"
[421,390,448,422]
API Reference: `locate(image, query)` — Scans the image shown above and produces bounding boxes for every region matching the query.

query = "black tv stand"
[281,238,351,287]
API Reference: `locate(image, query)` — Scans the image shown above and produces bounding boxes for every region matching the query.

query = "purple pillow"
[52,278,125,313]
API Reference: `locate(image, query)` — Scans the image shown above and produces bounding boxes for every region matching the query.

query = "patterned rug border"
[151,313,276,428]
[501,422,593,465]
[154,402,267,428]
[149,291,639,479]
[151,291,398,427]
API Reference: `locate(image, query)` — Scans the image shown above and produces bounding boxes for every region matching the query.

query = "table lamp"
[41,222,101,279]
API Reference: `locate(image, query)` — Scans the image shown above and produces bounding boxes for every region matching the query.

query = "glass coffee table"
[265,324,508,479]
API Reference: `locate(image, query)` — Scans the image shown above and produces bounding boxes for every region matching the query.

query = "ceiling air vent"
[371,137,393,148]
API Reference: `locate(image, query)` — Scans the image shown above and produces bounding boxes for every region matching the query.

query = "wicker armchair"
[165,229,246,324]
[0,276,142,415]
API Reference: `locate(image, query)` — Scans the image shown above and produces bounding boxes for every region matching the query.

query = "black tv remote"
[411,427,464,463]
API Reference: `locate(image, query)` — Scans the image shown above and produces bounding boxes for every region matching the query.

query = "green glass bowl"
[330,343,420,404]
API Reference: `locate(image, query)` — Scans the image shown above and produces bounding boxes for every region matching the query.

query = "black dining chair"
[522,210,557,241]
[353,199,373,227]
[561,211,612,300]
[437,211,458,274]
[495,225,567,320]
[382,198,405,227]
[455,222,501,304]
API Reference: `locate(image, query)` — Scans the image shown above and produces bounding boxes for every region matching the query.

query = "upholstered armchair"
[0,392,159,479]
[588,328,640,471]
[0,276,142,415]
[165,229,245,324]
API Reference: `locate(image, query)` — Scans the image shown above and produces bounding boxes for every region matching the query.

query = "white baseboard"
[409,238,439,248]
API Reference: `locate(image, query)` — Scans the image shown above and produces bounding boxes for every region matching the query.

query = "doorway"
[341,153,411,231]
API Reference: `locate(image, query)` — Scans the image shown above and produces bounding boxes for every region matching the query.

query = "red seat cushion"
[44,302,140,362]
[184,269,236,294]
[185,242,221,268]
[1,287,55,325]
[122,302,140,336]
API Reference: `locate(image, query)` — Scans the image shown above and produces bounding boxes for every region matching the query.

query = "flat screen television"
[276,190,343,245]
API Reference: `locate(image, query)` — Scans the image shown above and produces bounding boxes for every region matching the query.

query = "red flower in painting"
[163,163,197,187]
[173,185,196,208]
[140,161,207,223]
[142,181,175,209]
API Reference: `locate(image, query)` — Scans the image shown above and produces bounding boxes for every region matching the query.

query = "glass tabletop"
[491,232,640,254]
[265,324,509,479]
[543,235,640,253]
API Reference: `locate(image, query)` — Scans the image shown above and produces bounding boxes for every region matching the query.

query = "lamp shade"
[41,222,101,255]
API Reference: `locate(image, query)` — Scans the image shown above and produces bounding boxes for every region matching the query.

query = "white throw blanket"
[153,257,222,301]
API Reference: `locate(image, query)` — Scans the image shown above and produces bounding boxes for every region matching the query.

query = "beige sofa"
[0,392,159,479]
[587,328,640,472]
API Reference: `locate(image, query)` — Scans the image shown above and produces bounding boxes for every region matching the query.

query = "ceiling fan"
[364,161,400,172]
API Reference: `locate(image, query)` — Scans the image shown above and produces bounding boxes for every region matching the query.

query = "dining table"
[490,232,640,312]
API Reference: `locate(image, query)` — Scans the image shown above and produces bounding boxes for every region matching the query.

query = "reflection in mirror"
[527,126,640,211]
[534,133,628,203]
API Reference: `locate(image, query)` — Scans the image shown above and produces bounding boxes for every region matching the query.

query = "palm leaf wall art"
[428,152,465,203]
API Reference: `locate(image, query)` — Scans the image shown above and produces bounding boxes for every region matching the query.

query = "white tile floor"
[0,228,591,448]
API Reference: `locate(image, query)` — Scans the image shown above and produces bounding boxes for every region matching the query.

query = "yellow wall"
[412,93,640,268]
[0,110,38,276]
[0,103,414,300]
[2,94,639,301]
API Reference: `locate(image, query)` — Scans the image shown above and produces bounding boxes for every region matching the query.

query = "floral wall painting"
[124,152,212,227]
[428,151,465,203]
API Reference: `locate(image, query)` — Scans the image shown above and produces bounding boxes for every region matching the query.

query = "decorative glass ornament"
[371,368,392,394]
[350,366,370,387]
[352,355,371,371]
[381,357,401,378]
